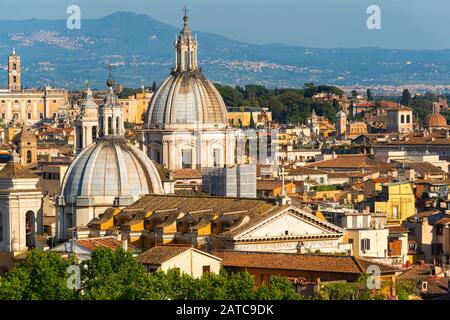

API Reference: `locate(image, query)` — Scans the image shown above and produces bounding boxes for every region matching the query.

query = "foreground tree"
[0,249,303,300]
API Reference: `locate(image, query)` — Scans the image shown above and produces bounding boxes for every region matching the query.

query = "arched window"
[26,211,35,248]
[108,117,113,135]
[116,116,120,134]
[0,211,3,242]
[26,150,32,164]
[92,126,97,141]
[401,115,405,124]
[406,115,411,123]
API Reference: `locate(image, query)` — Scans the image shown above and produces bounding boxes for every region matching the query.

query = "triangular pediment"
[235,206,344,240]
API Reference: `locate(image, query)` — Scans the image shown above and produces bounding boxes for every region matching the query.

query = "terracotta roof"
[374,130,450,146]
[173,169,202,179]
[137,245,192,265]
[285,166,328,176]
[398,264,449,298]
[213,251,401,274]
[75,237,130,252]
[257,180,283,191]
[386,225,409,233]
[305,155,393,172]
[0,162,38,179]
[121,195,276,221]
[401,162,446,175]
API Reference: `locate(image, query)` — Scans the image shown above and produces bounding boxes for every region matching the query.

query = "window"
[39,113,44,119]
[213,148,220,167]
[13,76,17,83]
[202,266,211,274]
[26,150,32,164]
[13,63,17,70]
[182,149,192,169]
[406,115,411,123]
[400,115,405,124]
[28,112,32,119]
[0,211,3,242]
[392,206,399,219]
[361,238,371,252]
[108,117,112,135]
[92,126,97,141]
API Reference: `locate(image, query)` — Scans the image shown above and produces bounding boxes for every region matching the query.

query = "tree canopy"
[0,249,302,300]
[214,83,344,124]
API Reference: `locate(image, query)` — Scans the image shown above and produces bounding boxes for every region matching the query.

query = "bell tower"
[98,67,125,138]
[8,48,21,92]
[75,82,99,153]
[174,7,198,73]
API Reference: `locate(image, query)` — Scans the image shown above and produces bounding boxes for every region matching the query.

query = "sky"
[0,0,449,50]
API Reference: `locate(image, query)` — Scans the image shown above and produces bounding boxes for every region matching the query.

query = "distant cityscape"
[0,9,449,303]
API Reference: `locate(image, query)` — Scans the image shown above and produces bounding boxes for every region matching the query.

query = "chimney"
[122,239,128,251]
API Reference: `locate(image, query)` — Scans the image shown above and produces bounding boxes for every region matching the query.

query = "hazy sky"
[0,0,449,50]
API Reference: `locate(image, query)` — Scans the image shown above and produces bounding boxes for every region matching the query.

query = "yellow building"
[374,182,415,224]
[1,50,68,123]
[227,110,272,128]
[346,121,368,139]
[119,91,152,124]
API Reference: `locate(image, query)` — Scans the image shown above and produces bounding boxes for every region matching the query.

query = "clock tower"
[8,48,21,92]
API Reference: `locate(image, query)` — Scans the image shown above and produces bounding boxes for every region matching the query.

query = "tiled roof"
[173,169,202,179]
[257,180,283,191]
[213,251,401,275]
[121,195,276,221]
[401,162,446,175]
[0,162,38,179]
[137,245,192,265]
[305,155,393,171]
[75,237,129,251]
[374,130,450,146]
[386,225,409,233]
[285,166,328,176]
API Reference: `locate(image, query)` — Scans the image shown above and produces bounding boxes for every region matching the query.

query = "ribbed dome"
[423,113,447,128]
[61,137,164,204]
[145,71,227,128]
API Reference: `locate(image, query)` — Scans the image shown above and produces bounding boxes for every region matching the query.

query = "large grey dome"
[61,137,164,205]
[144,14,227,129]
[145,71,227,128]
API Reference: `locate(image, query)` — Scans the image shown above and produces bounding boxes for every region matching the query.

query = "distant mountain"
[1,11,450,90]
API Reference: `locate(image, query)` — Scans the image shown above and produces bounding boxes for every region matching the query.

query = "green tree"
[401,89,412,106]
[256,277,302,300]
[81,248,150,300]
[351,90,358,99]
[367,89,373,101]
[0,250,78,300]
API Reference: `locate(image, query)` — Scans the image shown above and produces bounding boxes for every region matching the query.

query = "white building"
[0,153,43,253]
[137,245,222,278]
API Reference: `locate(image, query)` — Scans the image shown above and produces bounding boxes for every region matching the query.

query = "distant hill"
[1,11,450,90]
